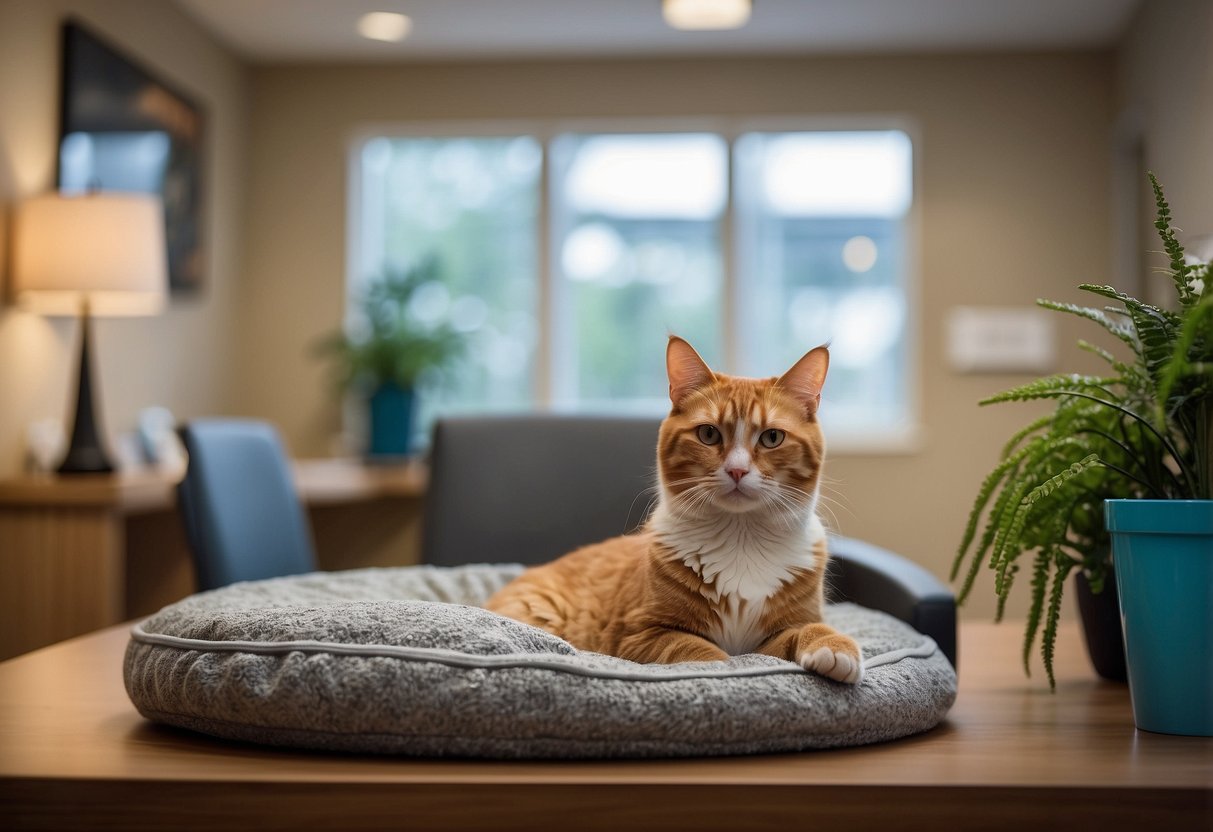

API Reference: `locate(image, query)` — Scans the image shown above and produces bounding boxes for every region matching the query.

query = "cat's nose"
[726,467,747,483]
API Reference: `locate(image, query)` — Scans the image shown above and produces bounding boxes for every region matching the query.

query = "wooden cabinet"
[0,461,427,660]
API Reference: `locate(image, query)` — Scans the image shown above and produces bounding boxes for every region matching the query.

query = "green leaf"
[1037,298,1138,354]
[1078,283,1181,326]
[1022,548,1053,676]
[1078,284,1180,394]
[317,257,468,390]
[1041,553,1077,690]
[1076,339,1141,381]
[1149,172,1197,306]
[981,375,1119,406]
[1157,293,1213,419]
[953,442,1038,582]
[1000,414,1053,460]
[993,455,1103,592]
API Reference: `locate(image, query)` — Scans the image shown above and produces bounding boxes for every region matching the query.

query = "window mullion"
[536,134,553,408]
[722,133,740,375]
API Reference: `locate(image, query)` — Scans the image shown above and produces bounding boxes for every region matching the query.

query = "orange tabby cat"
[485,336,863,683]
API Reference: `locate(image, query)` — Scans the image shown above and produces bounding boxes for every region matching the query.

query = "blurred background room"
[1,0,1210,659]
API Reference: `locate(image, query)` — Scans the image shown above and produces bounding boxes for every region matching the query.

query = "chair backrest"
[176,419,317,591]
[421,413,956,666]
[422,415,662,568]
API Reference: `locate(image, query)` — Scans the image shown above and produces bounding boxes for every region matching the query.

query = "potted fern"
[953,175,1212,714]
[318,259,464,458]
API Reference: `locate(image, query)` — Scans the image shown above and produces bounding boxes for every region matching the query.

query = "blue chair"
[422,415,957,666]
[176,419,317,591]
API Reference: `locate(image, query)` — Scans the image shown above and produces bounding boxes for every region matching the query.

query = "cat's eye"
[759,429,785,449]
[696,425,722,445]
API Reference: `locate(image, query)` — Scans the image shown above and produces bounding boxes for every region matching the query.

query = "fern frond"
[981,375,1119,406]
[1076,339,1142,381]
[1148,172,1196,306]
[1022,548,1053,676]
[1078,283,1182,326]
[1078,285,1179,390]
[1032,455,1104,501]
[1085,566,1106,595]
[953,443,1039,582]
[1000,414,1054,460]
[989,478,1034,591]
[1041,553,1077,689]
[994,562,1019,623]
[1037,299,1138,353]
[993,455,1103,592]
[1001,387,1189,485]
[1157,293,1213,418]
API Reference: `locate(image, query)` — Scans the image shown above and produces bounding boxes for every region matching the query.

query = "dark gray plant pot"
[1074,569,1127,683]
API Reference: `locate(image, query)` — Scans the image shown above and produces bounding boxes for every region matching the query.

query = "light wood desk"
[0,461,428,660]
[1,621,1209,830]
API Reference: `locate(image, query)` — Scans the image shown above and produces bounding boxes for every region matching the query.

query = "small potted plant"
[953,175,1211,734]
[318,259,464,458]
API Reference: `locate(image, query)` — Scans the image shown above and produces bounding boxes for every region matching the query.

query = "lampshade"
[13,192,168,316]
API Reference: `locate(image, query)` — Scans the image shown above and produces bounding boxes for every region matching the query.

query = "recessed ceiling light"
[663,0,752,31]
[358,11,412,43]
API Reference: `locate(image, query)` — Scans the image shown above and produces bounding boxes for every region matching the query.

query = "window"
[735,131,914,435]
[551,133,726,410]
[352,123,915,449]
[354,136,542,436]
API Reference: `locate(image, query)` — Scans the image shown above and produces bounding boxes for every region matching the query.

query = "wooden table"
[0,461,428,660]
[1,621,1209,830]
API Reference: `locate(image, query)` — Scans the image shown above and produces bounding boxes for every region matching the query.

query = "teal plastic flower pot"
[368,384,415,458]
[1105,499,1213,736]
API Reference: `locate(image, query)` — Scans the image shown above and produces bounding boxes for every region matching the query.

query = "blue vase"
[1105,499,1213,736]
[368,383,415,459]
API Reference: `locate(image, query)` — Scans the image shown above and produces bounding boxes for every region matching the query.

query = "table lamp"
[12,192,167,474]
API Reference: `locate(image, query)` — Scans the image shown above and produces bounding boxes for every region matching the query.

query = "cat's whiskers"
[663,482,708,521]
[686,485,724,520]
[765,488,814,532]
[759,487,805,531]
[632,474,717,527]
[808,486,850,530]
[623,467,665,532]
[756,491,794,530]
[672,483,719,522]
[814,475,854,524]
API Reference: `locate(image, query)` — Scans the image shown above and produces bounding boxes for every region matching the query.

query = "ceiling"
[176,0,1142,64]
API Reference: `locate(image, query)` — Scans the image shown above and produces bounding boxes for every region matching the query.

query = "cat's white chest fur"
[708,598,769,655]
[652,506,824,601]
[650,504,825,654]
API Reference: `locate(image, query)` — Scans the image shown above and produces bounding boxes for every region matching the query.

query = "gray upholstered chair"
[421,415,957,666]
[176,419,317,591]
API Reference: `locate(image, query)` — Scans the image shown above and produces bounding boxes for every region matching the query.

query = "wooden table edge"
[4,778,1210,830]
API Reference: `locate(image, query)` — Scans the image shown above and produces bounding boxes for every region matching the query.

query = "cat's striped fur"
[485,336,863,683]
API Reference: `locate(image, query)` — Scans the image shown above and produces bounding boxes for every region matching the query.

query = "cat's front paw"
[798,639,863,684]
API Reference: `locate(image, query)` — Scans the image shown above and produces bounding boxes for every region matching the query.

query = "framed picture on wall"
[57,20,206,293]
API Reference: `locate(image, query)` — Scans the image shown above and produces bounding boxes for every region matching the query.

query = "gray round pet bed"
[124,564,957,759]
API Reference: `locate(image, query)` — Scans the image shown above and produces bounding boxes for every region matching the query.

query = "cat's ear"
[777,346,829,417]
[667,336,715,408]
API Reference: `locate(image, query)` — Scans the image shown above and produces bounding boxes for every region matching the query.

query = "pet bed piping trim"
[129,621,939,681]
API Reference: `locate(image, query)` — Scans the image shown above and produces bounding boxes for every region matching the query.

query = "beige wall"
[0,0,248,476]
[1118,0,1213,250]
[0,2,1201,633]
[241,52,1117,619]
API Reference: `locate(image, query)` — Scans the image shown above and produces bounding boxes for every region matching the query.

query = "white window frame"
[346,116,922,454]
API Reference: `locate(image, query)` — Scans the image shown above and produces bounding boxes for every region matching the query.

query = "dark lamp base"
[57,302,116,476]
[57,444,115,475]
